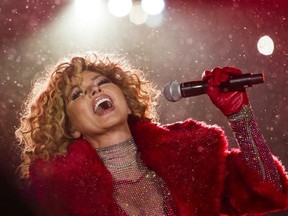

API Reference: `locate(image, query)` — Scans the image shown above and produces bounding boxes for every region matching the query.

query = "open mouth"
[94,97,113,114]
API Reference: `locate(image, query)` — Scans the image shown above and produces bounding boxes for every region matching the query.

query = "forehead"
[82,71,101,78]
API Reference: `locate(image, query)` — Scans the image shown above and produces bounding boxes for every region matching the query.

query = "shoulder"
[29,139,103,181]
[136,118,226,143]
[28,139,115,215]
[131,118,228,155]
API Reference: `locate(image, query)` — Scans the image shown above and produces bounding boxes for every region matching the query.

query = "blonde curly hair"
[15,52,160,178]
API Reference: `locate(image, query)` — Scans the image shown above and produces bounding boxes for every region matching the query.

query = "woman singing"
[16,52,288,215]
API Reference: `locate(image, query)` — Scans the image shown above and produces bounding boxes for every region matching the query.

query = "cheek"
[67,109,77,122]
[117,93,131,114]
[66,102,88,125]
[66,109,77,126]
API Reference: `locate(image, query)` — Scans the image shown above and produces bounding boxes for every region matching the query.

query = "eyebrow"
[70,74,102,91]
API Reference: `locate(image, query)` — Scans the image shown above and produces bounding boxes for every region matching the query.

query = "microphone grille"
[162,81,182,102]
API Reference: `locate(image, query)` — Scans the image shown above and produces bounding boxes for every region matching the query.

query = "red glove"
[202,67,249,116]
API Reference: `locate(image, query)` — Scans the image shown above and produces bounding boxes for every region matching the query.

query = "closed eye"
[97,78,111,86]
[71,89,84,101]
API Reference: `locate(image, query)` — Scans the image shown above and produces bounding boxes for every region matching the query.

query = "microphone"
[163,73,264,102]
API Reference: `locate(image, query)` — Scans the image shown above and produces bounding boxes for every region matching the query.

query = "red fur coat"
[29,119,288,216]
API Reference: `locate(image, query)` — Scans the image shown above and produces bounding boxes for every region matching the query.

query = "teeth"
[94,98,112,112]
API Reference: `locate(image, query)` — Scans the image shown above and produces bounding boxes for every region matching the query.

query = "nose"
[86,84,101,97]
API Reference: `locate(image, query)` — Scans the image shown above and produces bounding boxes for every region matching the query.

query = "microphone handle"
[180,73,264,97]
[220,73,264,92]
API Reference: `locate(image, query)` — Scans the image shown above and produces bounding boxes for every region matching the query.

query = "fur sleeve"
[221,149,288,215]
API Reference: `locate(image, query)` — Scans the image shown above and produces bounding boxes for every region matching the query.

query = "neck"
[84,123,132,149]
[96,137,138,170]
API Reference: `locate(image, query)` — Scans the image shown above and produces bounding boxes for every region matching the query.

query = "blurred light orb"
[141,0,165,15]
[129,4,148,25]
[108,0,133,17]
[257,35,274,56]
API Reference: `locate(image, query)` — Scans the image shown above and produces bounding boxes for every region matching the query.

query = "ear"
[70,129,81,139]
[128,107,132,114]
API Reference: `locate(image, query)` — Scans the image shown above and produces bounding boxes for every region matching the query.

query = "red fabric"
[29,119,288,216]
[221,149,288,215]
[29,139,117,216]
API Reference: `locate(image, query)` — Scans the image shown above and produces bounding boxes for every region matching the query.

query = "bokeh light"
[141,0,165,15]
[108,0,133,17]
[257,35,275,56]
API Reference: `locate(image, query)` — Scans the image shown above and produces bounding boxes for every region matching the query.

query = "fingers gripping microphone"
[163,73,264,102]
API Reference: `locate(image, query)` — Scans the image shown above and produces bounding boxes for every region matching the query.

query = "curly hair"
[15,52,160,178]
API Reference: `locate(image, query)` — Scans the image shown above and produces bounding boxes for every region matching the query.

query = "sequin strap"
[228,105,283,191]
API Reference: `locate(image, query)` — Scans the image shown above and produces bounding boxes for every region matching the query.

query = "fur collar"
[30,118,228,215]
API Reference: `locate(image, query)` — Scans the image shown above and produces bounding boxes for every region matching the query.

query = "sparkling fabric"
[96,138,177,216]
[228,105,283,191]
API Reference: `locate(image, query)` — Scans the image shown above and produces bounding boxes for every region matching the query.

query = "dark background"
[1,0,287,214]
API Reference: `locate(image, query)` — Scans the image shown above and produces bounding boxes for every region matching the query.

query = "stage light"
[141,0,165,15]
[108,0,133,17]
[257,35,274,56]
[73,0,104,23]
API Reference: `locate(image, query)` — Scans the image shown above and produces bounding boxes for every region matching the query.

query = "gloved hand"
[202,67,249,116]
